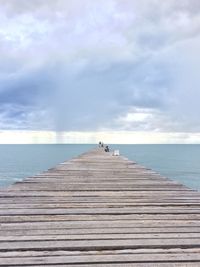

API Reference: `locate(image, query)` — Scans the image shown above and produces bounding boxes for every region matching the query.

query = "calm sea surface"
[0,144,200,191]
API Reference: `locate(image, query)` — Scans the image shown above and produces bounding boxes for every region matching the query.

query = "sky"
[0,0,200,143]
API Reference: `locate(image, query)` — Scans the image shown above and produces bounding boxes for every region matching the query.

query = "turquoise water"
[0,144,93,187]
[112,144,200,191]
[0,144,200,191]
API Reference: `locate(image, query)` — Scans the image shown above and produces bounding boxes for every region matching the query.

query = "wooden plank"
[0,204,194,209]
[2,232,200,241]
[1,214,200,223]
[1,208,200,216]
[10,264,200,267]
[2,220,200,231]
[4,192,195,198]
[1,253,200,265]
[1,226,200,236]
[0,247,200,259]
[2,238,200,251]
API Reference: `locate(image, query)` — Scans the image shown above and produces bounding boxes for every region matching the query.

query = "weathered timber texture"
[0,147,200,266]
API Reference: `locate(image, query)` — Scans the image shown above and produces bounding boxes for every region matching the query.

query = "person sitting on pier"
[105,145,109,152]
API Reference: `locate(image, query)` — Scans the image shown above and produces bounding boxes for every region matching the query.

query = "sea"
[0,144,200,191]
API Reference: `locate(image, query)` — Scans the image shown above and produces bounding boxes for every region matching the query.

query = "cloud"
[0,0,200,133]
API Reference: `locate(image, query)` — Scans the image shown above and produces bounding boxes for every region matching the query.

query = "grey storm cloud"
[0,0,200,132]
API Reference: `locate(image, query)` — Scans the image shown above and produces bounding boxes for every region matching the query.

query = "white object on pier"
[113,149,120,156]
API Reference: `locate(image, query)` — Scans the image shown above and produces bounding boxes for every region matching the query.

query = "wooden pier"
[1,148,200,266]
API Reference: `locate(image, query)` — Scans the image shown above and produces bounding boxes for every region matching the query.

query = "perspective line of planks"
[0,147,200,266]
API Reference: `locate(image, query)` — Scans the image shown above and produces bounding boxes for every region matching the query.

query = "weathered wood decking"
[1,148,200,266]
